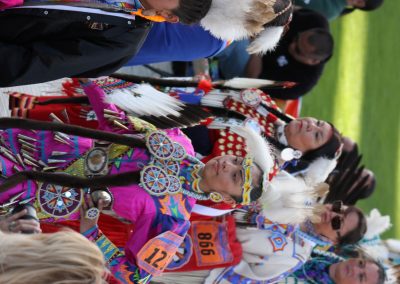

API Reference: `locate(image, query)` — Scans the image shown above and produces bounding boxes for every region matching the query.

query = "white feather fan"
[104,84,184,118]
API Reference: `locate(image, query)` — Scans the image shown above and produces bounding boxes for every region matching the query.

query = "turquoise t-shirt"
[294,0,348,20]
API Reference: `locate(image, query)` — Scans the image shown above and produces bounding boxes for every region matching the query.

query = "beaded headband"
[241,156,254,205]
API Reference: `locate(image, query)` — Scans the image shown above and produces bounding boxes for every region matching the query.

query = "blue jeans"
[214,39,250,79]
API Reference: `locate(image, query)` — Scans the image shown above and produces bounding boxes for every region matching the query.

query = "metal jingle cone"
[61,109,70,124]
[113,120,129,130]
[49,113,64,123]
[17,134,37,142]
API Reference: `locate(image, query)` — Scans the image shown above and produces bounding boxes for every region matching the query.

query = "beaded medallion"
[37,183,82,218]
[146,131,175,160]
[240,88,263,108]
[151,157,180,175]
[141,166,171,196]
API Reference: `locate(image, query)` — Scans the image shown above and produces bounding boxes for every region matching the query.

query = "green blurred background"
[301,2,400,238]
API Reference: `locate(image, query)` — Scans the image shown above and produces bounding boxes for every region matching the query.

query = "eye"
[232,172,237,182]
[317,120,321,126]
[235,157,239,164]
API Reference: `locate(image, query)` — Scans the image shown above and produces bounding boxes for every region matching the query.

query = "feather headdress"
[201,0,293,54]
[228,124,327,224]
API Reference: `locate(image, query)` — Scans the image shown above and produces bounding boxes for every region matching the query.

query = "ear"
[222,195,237,207]
[307,58,321,66]
[158,10,179,23]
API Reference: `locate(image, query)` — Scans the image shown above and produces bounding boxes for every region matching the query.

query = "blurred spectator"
[0,208,41,234]
[0,230,107,284]
[216,9,333,100]
[294,0,384,21]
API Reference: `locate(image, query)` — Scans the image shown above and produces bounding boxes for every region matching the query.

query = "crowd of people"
[0,0,395,284]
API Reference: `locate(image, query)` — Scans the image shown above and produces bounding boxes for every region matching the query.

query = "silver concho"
[84,147,109,176]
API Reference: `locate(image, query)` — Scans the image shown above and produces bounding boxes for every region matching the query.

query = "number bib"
[137,231,184,276]
[191,221,233,267]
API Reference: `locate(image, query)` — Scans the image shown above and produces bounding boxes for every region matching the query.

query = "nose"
[308,121,319,132]
[351,264,363,278]
[222,160,239,172]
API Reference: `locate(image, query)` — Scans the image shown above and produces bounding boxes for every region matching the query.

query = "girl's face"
[284,117,333,153]
[201,155,262,204]
[331,258,380,284]
[313,204,359,245]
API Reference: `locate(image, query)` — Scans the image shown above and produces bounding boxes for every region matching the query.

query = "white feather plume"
[200,91,227,108]
[230,125,274,173]
[364,208,392,239]
[104,84,184,118]
[361,244,389,261]
[259,171,318,224]
[247,26,284,54]
[200,0,253,40]
[384,239,400,254]
[223,78,278,89]
[303,157,337,187]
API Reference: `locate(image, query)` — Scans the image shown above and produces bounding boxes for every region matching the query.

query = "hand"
[77,78,89,84]
[0,209,41,234]
[80,194,105,234]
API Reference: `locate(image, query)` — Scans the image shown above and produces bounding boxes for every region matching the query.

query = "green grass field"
[301,3,400,238]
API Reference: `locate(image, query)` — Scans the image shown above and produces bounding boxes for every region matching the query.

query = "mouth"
[214,160,219,175]
[345,264,350,277]
[321,211,329,223]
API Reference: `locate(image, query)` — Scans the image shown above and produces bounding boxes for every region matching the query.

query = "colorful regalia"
[152,211,333,284]
[0,82,210,283]
[7,78,324,221]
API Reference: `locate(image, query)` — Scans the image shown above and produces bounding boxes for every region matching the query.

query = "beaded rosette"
[37,183,82,219]
[140,131,205,198]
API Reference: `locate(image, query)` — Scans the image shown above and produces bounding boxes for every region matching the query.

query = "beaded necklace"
[295,220,333,247]
[179,158,209,200]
